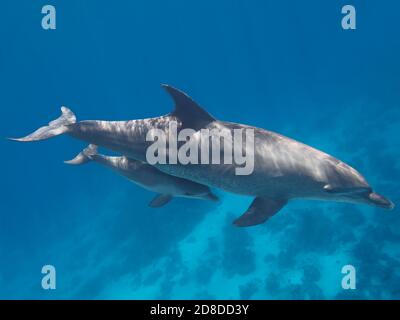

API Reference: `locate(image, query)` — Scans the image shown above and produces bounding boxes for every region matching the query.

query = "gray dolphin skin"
[10,85,394,226]
[64,144,219,207]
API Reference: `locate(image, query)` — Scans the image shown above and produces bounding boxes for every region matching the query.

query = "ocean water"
[0,0,399,299]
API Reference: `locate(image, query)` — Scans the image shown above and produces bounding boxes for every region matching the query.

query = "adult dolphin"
[10,85,394,226]
[65,144,218,207]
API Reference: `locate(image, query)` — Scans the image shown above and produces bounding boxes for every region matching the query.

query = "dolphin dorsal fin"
[162,84,215,130]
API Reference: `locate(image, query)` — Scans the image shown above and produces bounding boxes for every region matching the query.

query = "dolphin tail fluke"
[8,106,76,142]
[64,144,98,165]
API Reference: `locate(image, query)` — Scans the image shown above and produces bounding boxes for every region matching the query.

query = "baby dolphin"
[65,144,218,207]
[10,85,394,226]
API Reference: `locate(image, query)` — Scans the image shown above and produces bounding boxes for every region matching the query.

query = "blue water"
[1,0,399,299]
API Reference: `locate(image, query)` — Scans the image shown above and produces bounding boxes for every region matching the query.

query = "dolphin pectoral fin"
[204,191,219,202]
[148,194,173,208]
[161,84,215,130]
[233,197,287,227]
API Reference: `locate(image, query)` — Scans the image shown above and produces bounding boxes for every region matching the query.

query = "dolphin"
[65,144,219,207]
[10,85,394,226]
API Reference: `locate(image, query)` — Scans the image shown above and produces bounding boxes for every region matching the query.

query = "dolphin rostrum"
[64,144,219,207]
[10,85,394,226]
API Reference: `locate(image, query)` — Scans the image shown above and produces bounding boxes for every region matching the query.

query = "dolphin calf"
[65,144,219,207]
[10,85,394,226]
